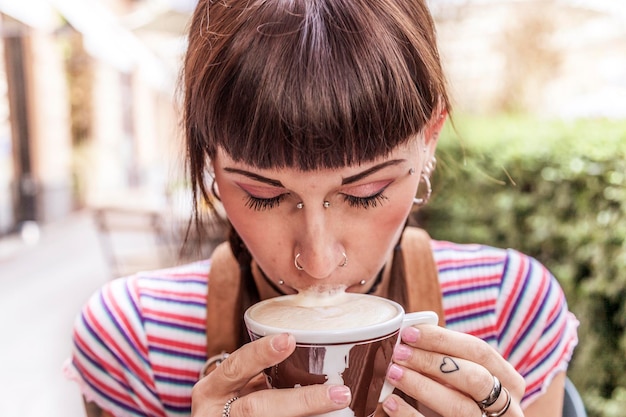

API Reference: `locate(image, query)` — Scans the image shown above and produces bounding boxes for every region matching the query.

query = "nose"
[295,210,345,279]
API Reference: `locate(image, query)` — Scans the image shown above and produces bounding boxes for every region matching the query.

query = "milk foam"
[249,293,398,330]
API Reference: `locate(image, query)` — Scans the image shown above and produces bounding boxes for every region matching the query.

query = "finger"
[201,333,296,396]
[386,363,496,416]
[231,384,352,417]
[401,325,525,391]
[382,394,424,417]
[394,344,496,401]
[387,353,525,417]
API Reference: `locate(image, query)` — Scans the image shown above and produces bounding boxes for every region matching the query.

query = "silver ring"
[294,253,304,270]
[222,396,239,417]
[481,387,511,417]
[339,252,348,267]
[477,375,502,409]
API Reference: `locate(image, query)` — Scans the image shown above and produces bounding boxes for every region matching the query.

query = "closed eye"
[245,194,288,211]
[342,190,388,209]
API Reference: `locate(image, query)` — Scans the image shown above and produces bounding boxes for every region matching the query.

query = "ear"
[424,108,447,158]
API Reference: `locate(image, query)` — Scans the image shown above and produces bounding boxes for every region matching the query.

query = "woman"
[65,0,578,416]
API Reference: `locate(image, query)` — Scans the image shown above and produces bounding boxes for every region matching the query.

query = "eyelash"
[342,191,388,209]
[245,194,287,211]
[244,190,388,211]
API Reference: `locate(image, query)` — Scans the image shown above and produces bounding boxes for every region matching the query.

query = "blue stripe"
[443,282,499,297]
[438,260,504,274]
[499,252,530,345]
[101,289,150,366]
[141,292,206,307]
[445,308,496,326]
[144,316,206,333]
[148,345,206,361]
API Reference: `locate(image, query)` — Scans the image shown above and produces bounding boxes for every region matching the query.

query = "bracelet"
[199,352,230,379]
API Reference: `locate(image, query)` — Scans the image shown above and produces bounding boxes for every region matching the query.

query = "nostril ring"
[339,252,348,267]
[294,253,304,271]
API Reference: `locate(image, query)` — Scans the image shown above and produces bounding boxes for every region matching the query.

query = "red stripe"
[143,307,205,326]
[106,282,149,358]
[147,334,205,353]
[504,267,550,361]
[85,298,154,386]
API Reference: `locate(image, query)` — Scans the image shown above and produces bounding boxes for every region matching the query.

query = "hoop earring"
[413,156,436,206]
[413,174,432,206]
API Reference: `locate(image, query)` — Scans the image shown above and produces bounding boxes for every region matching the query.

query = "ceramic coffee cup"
[244,293,439,417]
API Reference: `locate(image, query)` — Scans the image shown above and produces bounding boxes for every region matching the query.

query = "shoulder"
[431,239,563,341]
[431,239,552,290]
[66,260,212,416]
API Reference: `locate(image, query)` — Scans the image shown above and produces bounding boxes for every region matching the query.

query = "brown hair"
[181,0,450,339]
[183,0,449,207]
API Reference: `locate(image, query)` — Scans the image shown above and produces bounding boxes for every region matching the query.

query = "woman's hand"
[382,325,526,417]
[192,333,352,417]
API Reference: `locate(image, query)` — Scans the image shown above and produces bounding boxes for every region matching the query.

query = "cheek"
[221,198,289,265]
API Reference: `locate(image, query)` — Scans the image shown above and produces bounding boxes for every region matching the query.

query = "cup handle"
[378,311,439,402]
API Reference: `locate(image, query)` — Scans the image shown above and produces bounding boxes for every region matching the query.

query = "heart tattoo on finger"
[440,356,460,373]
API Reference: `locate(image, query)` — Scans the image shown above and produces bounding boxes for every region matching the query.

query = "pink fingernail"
[383,396,398,412]
[329,386,351,405]
[271,333,291,352]
[393,344,411,361]
[387,364,404,381]
[401,326,420,343]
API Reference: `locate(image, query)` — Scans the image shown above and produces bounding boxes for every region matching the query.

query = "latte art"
[248,293,399,331]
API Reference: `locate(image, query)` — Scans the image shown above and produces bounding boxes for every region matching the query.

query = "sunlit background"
[0,0,624,416]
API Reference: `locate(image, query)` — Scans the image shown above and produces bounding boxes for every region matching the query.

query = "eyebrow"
[223,168,284,187]
[223,159,406,187]
[341,159,405,185]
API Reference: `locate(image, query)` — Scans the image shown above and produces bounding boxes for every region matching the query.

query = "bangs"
[185,0,447,170]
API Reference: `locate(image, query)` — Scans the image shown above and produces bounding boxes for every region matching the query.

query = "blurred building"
[0,0,190,237]
[0,0,624,237]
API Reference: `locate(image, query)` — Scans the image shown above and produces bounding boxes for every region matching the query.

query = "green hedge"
[418,114,626,417]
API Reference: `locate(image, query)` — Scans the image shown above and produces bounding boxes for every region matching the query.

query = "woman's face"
[213,141,424,295]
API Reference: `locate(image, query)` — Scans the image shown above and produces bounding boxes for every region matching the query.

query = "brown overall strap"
[205,226,445,359]
[204,241,242,358]
[401,227,446,327]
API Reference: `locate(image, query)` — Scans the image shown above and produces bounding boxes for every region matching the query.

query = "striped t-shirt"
[64,240,579,417]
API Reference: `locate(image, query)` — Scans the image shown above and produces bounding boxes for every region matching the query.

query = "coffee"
[247,292,398,331]
[244,293,439,417]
